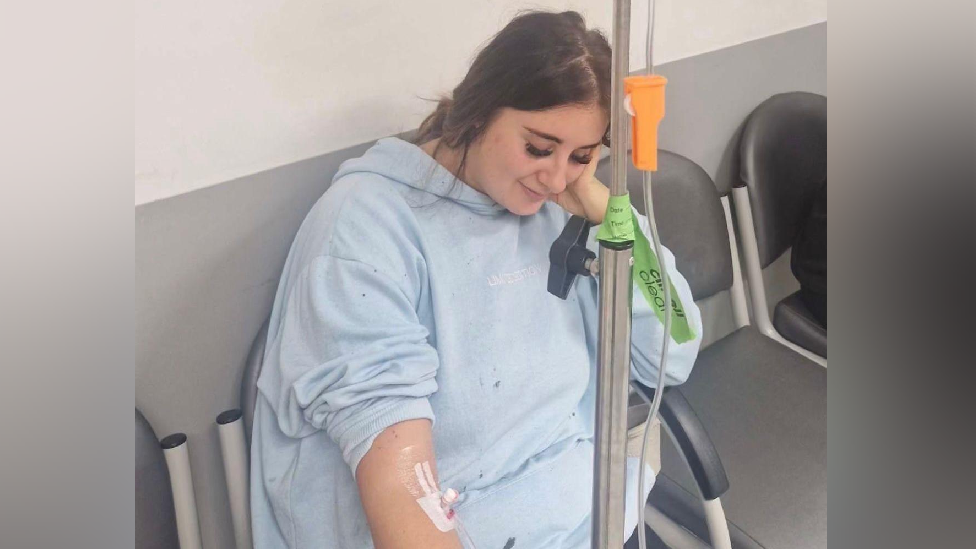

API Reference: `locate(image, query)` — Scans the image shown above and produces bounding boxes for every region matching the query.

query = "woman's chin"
[505,200,546,216]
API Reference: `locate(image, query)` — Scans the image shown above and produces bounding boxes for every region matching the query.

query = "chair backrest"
[595,150,733,301]
[241,316,270,447]
[737,92,827,268]
[135,409,180,549]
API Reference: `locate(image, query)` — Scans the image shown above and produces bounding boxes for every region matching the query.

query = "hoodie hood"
[332,137,508,216]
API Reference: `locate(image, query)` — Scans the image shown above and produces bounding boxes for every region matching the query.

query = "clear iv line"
[636,1,669,548]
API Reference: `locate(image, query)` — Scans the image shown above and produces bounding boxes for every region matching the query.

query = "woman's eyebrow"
[525,127,601,149]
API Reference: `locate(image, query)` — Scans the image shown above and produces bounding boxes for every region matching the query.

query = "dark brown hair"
[414,11,612,179]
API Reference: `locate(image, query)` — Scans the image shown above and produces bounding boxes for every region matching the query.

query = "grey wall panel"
[656,23,827,195]
[135,23,825,547]
[136,140,373,549]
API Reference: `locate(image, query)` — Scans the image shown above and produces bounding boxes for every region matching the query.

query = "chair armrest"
[633,383,730,500]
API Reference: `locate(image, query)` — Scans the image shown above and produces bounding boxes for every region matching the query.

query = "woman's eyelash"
[525,142,592,164]
[525,143,552,157]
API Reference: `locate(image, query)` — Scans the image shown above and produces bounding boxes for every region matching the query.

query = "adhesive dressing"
[393,447,459,533]
[413,461,457,532]
[393,446,426,499]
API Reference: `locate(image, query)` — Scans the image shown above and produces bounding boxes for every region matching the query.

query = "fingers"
[582,145,603,180]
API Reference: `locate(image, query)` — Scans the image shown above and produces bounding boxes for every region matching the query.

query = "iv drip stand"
[591,0,635,547]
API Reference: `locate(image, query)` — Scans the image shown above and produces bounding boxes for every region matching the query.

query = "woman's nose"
[539,159,568,194]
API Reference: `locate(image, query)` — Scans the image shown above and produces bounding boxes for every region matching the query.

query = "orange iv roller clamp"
[624,74,667,171]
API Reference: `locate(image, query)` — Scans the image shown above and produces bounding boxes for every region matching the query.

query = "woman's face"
[464,104,608,216]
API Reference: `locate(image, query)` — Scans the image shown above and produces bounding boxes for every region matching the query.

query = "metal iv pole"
[546,5,734,548]
[591,0,635,547]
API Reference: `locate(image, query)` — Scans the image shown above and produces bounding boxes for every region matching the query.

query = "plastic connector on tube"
[624,75,667,171]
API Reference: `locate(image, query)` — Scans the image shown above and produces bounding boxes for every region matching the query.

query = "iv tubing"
[636,1,670,549]
[636,169,671,549]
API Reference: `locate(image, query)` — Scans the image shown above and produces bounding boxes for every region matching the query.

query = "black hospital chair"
[599,150,827,548]
[733,92,828,359]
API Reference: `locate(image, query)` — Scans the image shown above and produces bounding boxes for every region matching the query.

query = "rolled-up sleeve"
[272,254,439,475]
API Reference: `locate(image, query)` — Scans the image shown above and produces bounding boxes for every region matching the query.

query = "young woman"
[251,11,703,548]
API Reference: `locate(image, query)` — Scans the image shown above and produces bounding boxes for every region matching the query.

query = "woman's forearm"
[356,419,463,549]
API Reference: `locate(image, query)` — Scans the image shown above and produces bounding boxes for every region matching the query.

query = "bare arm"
[356,419,463,549]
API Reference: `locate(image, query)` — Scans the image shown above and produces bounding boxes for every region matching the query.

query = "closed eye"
[525,143,553,158]
[526,142,592,165]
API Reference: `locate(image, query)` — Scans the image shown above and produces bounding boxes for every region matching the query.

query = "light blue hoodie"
[250,137,703,548]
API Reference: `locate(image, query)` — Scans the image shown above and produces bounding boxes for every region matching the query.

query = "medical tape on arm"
[394,447,458,533]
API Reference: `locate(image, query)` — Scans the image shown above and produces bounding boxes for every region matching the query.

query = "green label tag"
[595,195,635,242]
[597,194,696,344]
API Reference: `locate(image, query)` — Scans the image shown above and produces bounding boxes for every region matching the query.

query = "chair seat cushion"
[653,326,826,549]
[774,291,827,358]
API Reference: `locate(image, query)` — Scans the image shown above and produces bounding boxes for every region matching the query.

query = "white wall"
[135,0,825,205]
[135,0,827,204]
